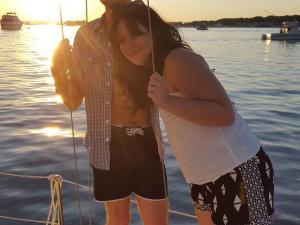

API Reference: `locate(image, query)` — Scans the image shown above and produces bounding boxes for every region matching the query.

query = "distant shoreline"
[1,15,299,27]
[171,15,300,28]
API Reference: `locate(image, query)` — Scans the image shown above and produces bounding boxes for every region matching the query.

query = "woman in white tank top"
[111,2,274,225]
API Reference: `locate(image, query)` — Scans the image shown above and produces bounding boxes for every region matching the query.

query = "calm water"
[0,25,300,225]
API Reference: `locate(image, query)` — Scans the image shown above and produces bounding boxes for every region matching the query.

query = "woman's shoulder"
[166,48,193,60]
[164,48,209,71]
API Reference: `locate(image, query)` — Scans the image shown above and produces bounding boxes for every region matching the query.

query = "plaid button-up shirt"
[72,15,164,170]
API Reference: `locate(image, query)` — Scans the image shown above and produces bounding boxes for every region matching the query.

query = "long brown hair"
[111,0,191,109]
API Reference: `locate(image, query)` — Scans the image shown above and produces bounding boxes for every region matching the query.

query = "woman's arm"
[148,49,234,127]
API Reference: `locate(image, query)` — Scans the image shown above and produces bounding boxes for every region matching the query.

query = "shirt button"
[105,120,110,124]
[106,81,110,86]
[105,101,110,105]
[108,42,112,47]
[107,62,111,67]
[88,56,93,61]
[105,137,110,142]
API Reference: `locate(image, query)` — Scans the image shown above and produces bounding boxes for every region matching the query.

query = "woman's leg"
[194,209,215,225]
[237,148,274,224]
[190,148,274,225]
[105,197,131,225]
[136,195,169,225]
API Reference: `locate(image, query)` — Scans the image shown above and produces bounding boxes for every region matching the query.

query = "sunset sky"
[0,0,299,22]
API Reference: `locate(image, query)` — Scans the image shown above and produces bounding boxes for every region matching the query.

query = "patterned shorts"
[191,148,274,225]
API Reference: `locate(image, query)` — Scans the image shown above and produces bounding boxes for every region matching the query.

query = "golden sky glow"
[0,0,299,22]
[0,0,97,21]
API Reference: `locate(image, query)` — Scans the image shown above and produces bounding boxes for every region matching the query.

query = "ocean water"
[0,25,299,225]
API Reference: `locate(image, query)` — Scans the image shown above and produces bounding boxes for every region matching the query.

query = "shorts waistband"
[111,124,152,137]
[111,123,151,129]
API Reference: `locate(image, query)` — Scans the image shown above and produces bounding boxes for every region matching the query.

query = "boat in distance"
[196,23,208,30]
[1,12,23,30]
[261,21,300,40]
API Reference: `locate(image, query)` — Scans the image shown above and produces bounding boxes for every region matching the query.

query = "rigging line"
[86,0,89,22]
[88,166,94,225]
[70,110,83,225]
[84,3,94,225]
[146,0,168,199]
[145,2,196,220]
[83,2,94,225]
[146,0,155,72]
[58,1,83,225]
[58,1,64,39]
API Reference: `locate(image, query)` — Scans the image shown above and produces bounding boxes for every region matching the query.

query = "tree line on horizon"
[171,15,300,27]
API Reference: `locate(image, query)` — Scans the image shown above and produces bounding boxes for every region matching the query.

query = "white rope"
[46,175,64,225]
[48,180,58,225]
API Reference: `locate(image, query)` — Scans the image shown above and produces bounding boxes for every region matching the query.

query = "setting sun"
[1,0,299,22]
[17,0,59,21]
[3,0,88,22]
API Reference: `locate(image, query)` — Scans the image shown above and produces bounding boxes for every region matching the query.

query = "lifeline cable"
[0,172,198,221]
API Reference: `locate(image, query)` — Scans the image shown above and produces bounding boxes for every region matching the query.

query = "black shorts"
[92,126,167,202]
[191,148,274,225]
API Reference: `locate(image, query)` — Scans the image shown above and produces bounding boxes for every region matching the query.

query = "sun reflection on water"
[29,127,85,138]
[46,95,63,103]
[263,40,271,62]
[30,127,70,137]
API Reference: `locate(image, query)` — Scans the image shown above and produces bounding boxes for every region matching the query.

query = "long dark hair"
[111,0,191,109]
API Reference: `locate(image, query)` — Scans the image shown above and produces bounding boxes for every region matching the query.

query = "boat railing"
[0,172,197,225]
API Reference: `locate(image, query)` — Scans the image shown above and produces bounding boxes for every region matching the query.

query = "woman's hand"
[147,72,171,109]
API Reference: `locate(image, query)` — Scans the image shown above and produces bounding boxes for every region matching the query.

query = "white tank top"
[159,93,260,185]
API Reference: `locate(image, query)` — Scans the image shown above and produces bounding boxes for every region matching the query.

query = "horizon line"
[8,14,298,24]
